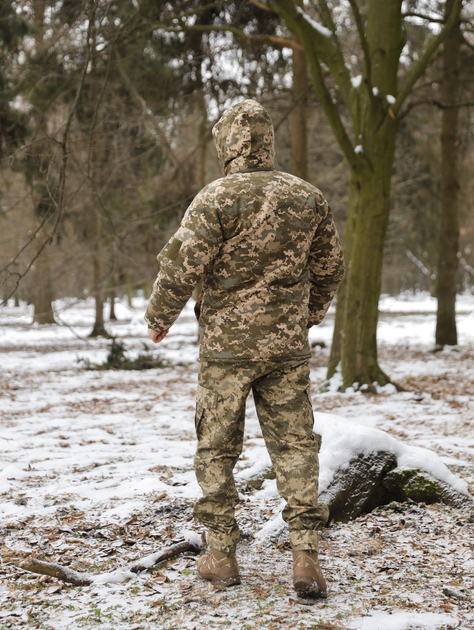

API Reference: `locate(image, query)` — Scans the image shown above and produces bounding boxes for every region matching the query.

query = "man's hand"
[148,328,169,343]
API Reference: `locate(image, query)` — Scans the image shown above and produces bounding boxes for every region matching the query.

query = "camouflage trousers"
[193,358,329,555]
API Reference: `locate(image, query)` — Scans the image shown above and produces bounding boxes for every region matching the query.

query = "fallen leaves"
[1,314,474,628]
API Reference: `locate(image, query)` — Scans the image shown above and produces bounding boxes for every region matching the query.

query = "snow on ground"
[0,292,473,629]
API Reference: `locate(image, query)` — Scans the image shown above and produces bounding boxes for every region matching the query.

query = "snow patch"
[254,478,279,499]
[236,452,272,480]
[348,611,458,630]
[324,362,343,393]
[0,464,29,494]
[92,570,137,585]
[183,529,204,549]
[376,382,397,394]
[253,505,286,546]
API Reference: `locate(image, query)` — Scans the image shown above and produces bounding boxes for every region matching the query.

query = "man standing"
[145,100,344,598]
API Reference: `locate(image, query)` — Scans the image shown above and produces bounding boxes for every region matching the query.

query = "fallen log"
[18,531,204,586]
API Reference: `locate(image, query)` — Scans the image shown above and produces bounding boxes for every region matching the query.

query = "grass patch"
[78,338,171,370]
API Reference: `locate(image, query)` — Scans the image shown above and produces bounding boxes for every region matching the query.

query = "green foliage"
[79,337,170,370]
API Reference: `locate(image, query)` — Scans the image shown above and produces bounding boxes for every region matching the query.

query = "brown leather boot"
[293,550,327,598]
[197,548,241,587]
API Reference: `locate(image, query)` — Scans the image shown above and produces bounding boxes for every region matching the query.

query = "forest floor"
[0,294,473,630]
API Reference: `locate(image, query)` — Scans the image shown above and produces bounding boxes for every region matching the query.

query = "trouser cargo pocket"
[195,384,218,433]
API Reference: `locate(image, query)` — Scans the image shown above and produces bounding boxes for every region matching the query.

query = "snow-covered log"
[315,411,472,519]
[250,412,472,537]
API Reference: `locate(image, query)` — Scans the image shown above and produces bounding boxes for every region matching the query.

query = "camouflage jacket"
[145,100,345,361]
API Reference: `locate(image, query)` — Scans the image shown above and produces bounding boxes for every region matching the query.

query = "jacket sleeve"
[145,193,223,332]
[308,198,345,327]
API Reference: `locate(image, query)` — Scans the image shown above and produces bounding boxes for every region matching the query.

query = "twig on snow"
[18,534,204,586]
[18,558,93,586]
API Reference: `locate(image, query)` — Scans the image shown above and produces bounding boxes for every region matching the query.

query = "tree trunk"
[195,85,207,193]
[435,0,461,347]
[87,32,109,339]
[267,0,461,389]
[31,1,55,325]
[291,0,308,181]
[109,290,117,321]
[143,280,153,301]
[341,125,397,390]
[327,173,359,379]
[192,65,208,303]
[336,0,401,389]
[33,245,55,325]
[125,273,133,307]
[89,212,108,337]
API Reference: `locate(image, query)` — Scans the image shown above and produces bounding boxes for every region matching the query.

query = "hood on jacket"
[212,99,275,176]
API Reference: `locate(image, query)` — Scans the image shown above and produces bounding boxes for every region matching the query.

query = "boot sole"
[197,571,241,587]
[294,578,327,599]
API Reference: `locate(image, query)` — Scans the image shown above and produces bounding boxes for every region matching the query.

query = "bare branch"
[19,559,93,586]
[19,538,204,586]
[399,98,474,120]
[137,20,303,50]
[347,0,372,86]
[308,54,360,172]
[261,35,303,49]
[129,539,203,574]
[248,0,274,11]
[0,205,55,285]
[402,12,445,24]
[461,32,474,51]
[274,84,312,132]
[1,0,98,303]
[115,49,147,113]
[392,0,463,116]
[317,0,338,34]
[276,0,353,107]
[272,0,359,172]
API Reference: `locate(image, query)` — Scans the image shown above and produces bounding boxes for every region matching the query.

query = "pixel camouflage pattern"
[145,99,345,361]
